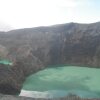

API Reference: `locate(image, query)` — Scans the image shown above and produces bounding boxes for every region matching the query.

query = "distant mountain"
[0,22,100,75]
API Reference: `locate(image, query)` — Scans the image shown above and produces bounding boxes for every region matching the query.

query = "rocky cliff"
[0,22,100,96]
[0,64,25,95]
[1,22,100,67]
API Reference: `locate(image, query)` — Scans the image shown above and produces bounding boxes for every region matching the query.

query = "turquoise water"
[0,60,12,65]
[20,66,100,98]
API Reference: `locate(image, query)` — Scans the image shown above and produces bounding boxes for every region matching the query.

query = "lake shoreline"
[21,66,100,99]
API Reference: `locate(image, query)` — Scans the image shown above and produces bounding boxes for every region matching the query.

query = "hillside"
[0,22,100,98]
[0,22,100,67]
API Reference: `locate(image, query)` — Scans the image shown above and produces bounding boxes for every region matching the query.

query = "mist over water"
[20,66,100,98]
[0,22,13,31]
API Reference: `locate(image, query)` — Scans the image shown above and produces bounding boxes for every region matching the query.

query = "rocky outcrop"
[0,22,100,68]
[0,56,44,95]
[1,22,100,96]
[12,55,44,77]
[0,64,22,95]
[0,45,8,60]
[0,94,33,100]
[0,94,99,100]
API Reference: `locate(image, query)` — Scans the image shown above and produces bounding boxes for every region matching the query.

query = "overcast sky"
[0,0,100,30]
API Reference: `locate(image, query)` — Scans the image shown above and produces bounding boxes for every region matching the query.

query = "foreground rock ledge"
[0,94,99,100]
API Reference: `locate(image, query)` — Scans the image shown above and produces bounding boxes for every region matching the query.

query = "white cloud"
[0,21,12,31]
[0,0,74,28]
[0,0,99,29]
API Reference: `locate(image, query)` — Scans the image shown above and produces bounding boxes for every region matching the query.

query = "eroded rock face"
[12,55,44,77]
[0,64,22,95]
[0,22,100,68]
[1,22,100,96]
[0,45,8,59]
[0,56,44,95]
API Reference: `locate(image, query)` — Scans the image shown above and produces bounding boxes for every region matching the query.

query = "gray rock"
[0,22,100,67]
[1,22,100,97]
[0,94,99,100]
[0,64,21,95]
